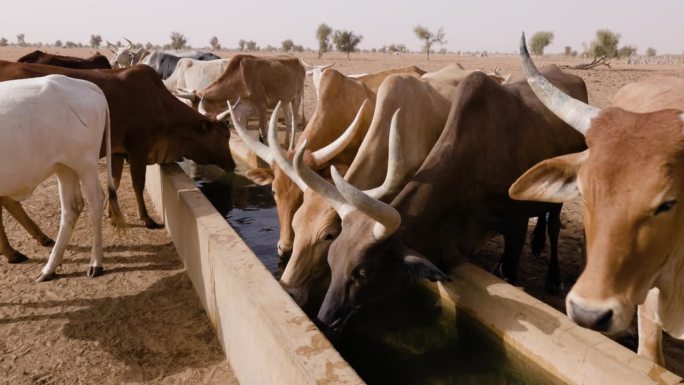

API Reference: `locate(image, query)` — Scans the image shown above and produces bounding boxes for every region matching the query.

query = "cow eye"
[655,199,677,215]
[323,232,336,241]
[355,266,371,281]
[271,189,276,197]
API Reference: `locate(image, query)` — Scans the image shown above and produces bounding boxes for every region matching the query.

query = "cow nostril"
[570,301,613,332]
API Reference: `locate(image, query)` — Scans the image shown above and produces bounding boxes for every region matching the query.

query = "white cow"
[164,57,231,94]
[0,75,126,282]
[302,59,335,97]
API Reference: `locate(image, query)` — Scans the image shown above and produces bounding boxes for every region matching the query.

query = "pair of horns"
[233,99,368,170]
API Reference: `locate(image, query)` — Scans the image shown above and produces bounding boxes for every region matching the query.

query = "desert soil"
[1,46,684,382]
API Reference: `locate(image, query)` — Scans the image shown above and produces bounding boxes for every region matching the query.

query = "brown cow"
[509,34,684,366]
[236,67,425,262]
[295,65,586,332]
[179,54,305,144]
[276,64,497,307]
[17,50,112,69]
[0,62,235,260]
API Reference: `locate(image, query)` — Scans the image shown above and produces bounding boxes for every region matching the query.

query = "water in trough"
[191,166,564,385]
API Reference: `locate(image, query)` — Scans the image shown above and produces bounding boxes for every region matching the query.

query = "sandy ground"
[2,46,684,380]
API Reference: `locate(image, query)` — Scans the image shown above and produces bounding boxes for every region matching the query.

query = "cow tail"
[104,105,127,232]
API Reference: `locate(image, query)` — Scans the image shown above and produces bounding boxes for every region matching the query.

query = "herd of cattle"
[0,33,682,371]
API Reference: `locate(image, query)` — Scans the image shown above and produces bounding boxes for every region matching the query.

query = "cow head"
[509,33,684,334]
[288,110,448,331]
[302,58,336,97]
[108,38,134,68]
[179,108,235,172]
[232,100,368,265]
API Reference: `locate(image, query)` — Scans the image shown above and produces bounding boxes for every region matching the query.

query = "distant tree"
[529,31,554,56]
[281,39,294,52]
[571,50,578,57]
[246,40,258,51]
[0,37,7,47]
[64,41,78,48]
[238,39,246,51]
[564,46,573,57]
[16,33,26,47]
[618,45,637,58]
[293,45,305,53]
[589,29,620,58]
[316,23,333,58]
[170,31,187,50]
[54,40,63,48]
[90,34,102,48]
[413,25,445,61]
[333,30,362,60]
[646,47,657,57]
[210,36,220,50]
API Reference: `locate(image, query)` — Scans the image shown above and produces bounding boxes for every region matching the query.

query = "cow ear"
[509,150,588,203]
[245,168,275,185]
[402,247,450,282]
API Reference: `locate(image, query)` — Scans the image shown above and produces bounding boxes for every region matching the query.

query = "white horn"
[309,98,369,168]
[364,108,407,200]
[124,38,133,49]
[330,166,401,240]
[198,97,208,115]
[267,102,308,191]
[293,140,353,218]
[229,102,273,164]
[520,32,600,135]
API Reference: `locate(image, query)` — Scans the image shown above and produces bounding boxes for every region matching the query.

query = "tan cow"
[276,64,488,306]
[236,67,425,261]
[178,55,305,144]
[509,34,684,366]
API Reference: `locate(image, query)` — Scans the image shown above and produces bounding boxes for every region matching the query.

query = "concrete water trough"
[144,136,684,385]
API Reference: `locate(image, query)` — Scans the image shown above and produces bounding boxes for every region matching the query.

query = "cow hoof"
[36,272,56,282]
[144,220,164,230]
[8,252,29,264]
[86,266,105,278]
[40,238,55,247]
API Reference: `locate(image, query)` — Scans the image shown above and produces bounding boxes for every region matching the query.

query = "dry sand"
[1,46,684,381]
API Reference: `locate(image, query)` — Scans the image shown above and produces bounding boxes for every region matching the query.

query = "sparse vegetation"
[16,33,26,47]
[564,46,572,57]
[54,40,63,48]
[281,39,294,52]
[588,29,620,58]
[90,34,102,48]
[210,36,220,50]
[413,25,445,61]
[0,37,7,47]
[316,23,333,58]
[618,45,637,58]
[170,31,187,50]
[646,47,657,57]
[333,30,362,60]
[529,31,554,56]
[64,41,78,48]
[246,40,258,51]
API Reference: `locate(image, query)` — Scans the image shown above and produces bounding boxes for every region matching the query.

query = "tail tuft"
[107,188,127,234]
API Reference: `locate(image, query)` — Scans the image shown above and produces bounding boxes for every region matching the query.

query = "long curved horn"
[124,38,133,49]
[364,108,407,200]
[266,102,308,191]
[198,96,208,115]
[520,32,599,135]
[176,89,198,101]
[301,57,313,68]
[330,166,401,240]
[293,140,353,218]
[229,102,273,164]
[309,98,369,168]
[288,102,296,151]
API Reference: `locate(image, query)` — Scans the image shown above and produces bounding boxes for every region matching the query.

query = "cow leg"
[496,218,528,285]
[294,90,305,129]
[4,198,54,247]
[80,169,106,278]
[0,199,29,263]
[106,155,125,219]
[283,102,296,150]
[130,157,163,229]
[530,214,546,256]
[545,205,563,294]
[37,168,84,282]
[257,105,268,145]
[637,290,665,365]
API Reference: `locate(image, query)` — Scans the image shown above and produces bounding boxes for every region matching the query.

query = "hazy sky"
[2,0,682,54]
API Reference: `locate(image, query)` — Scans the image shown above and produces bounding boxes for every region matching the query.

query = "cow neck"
[653,237,684,339]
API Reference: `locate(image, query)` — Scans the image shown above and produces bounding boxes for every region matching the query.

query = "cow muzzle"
[566,292,633,334]
[277,241,292,259]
